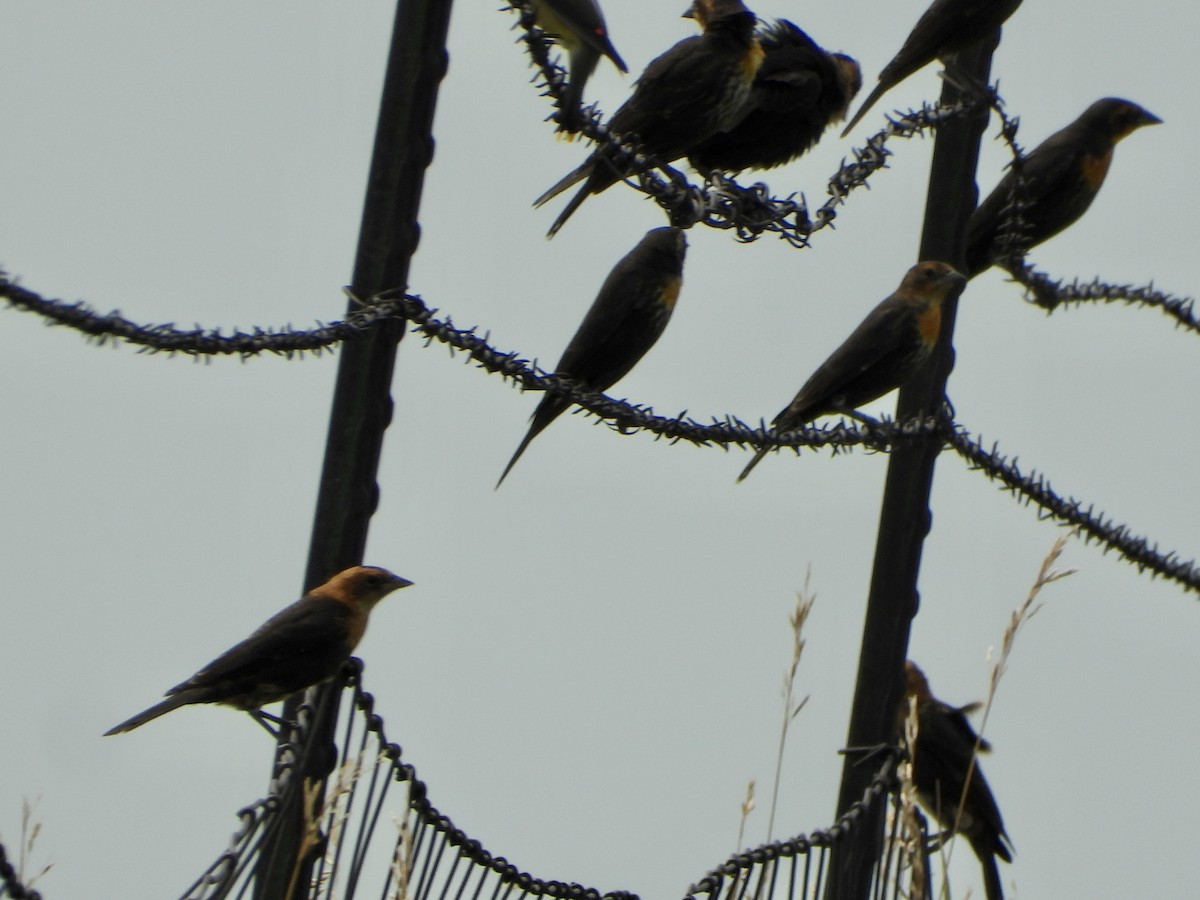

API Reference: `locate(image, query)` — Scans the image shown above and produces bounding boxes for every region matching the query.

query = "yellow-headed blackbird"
[531,0,628,133]
[104,566,412,735]
[535,0,763,237]
[498,227,687,486]
[738,261,964,482]
[903,661,1013,900]
[842,0,1023,136]
[688,19,862,173]
[965,97,1160,277]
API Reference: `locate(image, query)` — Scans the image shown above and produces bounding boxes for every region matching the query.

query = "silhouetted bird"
[689,19,861,173]
[965,97,1161,277]
[531,0,628,132]
[842,0,1023,136]
[498,227,687,486]
[535,0,763,237]
[738,261,965,481]
[904,661,1014,900]
[104,566,412,735]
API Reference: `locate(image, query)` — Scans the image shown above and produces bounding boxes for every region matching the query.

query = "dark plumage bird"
[842,0,1023,136]
[688,19,862,173]
[104,566,412,735]
[738,261,965,482]
[531,0,628,133]
[535,0,763,237]
[498,227,687,486]
[965,97,1161,277]
[903,661,1014,900]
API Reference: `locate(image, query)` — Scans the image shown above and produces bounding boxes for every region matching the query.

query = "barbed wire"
[1003,260,1200,334]
[0,272,409,358]
[4,275,1196,594]
[946,427,1200,592]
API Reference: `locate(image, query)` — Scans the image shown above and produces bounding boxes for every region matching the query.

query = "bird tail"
[840,81,888,137]
[737,443,772,482]
[104,693,196,735]
[978,850,1005,900]
[544,181,595,238]
[534,159,593,209]
[496,428,540,489]
[496,396,571,488]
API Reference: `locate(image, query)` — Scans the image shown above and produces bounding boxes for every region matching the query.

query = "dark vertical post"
[253,0,454,896]
[825,34,999,900]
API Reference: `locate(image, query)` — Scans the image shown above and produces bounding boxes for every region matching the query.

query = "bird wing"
[609,35,724,144]
[774,298,913,428]
[916,702,1011,860]
[967,122,1091,264]
[555,268,676,389]
[169,596,352,696]
[750,21,827,112]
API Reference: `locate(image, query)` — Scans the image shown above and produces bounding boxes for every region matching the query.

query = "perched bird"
[535,0,763,237]
[965,97,1161,277]
[903,661,1014,900]
[497,226,687,486]
[841,0,1023,137]
[688,19,862,173]
[104,566,412,735]
[738,261,965,482]
[531,0,628,133]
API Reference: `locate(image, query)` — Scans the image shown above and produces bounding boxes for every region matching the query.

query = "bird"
[737,261,965,482]
[104,566,413,735]
[688,19,862,173]
[903,661,1014,900]
[535,0,763,237]
[497,226,687,487]
[964,97,1161,277]
[841,0,1023,137]
[530,0,628,133]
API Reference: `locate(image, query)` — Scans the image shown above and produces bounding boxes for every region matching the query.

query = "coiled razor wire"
[4,277,1198,594]
[179,660,917,900]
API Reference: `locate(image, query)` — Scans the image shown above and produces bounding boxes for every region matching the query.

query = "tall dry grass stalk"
[286,751,373,897]
[906,527,1078,899]
[951,527,1078,843]
[734,780,756,854]
[15,797,53,890]
[385,812,414,900]
[766,571,815,842]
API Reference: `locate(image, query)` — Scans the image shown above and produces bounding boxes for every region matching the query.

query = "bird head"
[901,261,967,305]
[1088,97,1162,142]
[326,565,414,611]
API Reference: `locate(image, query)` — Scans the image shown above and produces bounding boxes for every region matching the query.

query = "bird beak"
[1139,109,1163,127]
[389,575,414,591]
[682,8,696,18]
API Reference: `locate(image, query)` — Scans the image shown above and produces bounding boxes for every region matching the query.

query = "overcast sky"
[1,2,1196,898]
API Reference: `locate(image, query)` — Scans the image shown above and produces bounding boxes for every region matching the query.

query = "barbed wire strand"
[1004,260,1200,334]
[946,427,1200,592]
[4,275,1196,595]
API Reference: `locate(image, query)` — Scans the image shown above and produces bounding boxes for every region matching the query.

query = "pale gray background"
[1,1,1195,898]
